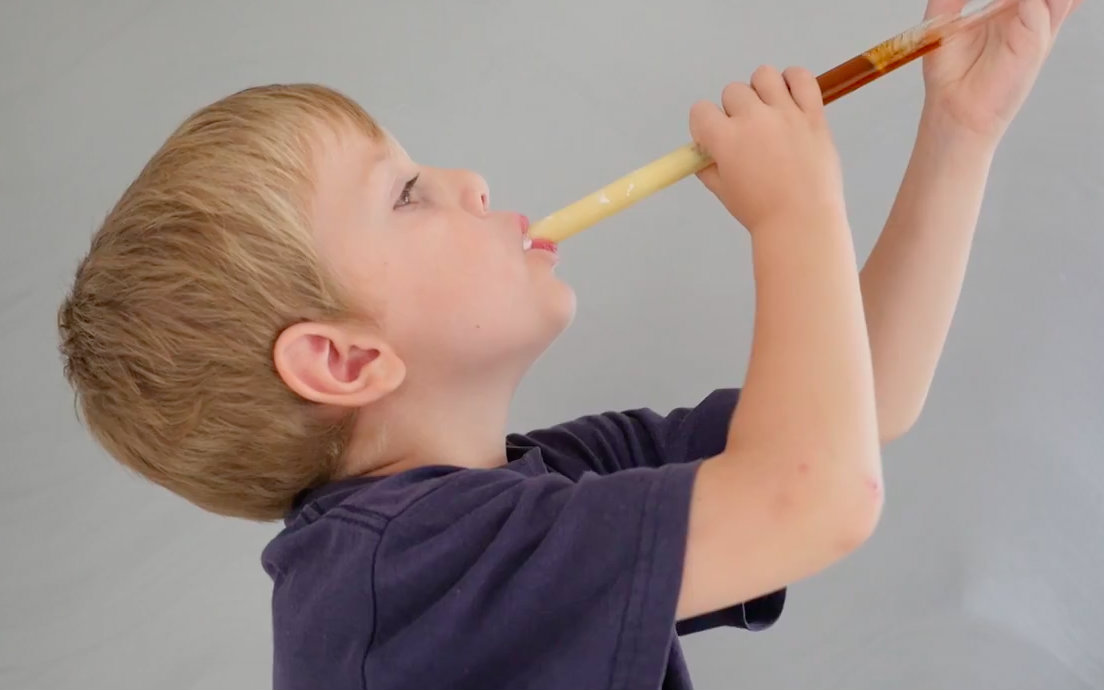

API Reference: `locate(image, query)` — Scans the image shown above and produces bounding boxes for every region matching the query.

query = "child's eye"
[394,174,420,209]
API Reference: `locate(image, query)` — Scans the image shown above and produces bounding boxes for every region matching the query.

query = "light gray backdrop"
[2,1,1101,688]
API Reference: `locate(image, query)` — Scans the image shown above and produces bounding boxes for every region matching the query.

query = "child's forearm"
[860,111,998,442]
[728,210,881,495]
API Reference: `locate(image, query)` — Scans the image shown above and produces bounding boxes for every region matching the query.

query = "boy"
[57,1,1078,688]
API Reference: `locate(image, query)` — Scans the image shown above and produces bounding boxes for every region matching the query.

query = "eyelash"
[395,174,420,209]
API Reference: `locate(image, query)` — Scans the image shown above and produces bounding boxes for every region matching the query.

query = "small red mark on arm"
[797,462,810,474]
[866,478,882,498]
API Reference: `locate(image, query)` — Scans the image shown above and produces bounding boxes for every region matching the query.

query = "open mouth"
[518,213,558,258]
[523,236,558,254]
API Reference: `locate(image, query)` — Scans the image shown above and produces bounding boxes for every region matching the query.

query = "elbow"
[765,442,885,558]
[820,448,885,555]
[766,462,884,566]
[833,479,884,554]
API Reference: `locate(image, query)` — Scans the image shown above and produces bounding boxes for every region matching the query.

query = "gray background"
[2,0,1101,688]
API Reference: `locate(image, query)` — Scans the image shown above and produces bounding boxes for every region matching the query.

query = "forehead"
[309,121,409,221]
[312,123,390,189]
[305,126,383,260]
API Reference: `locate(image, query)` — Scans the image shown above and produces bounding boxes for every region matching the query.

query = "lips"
[522,234,558,254]
[529,238,558,254]
[518,213,558,255]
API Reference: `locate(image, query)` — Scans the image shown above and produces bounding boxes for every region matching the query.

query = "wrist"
[749,201,849,238]
[918,103,1002,162]
[749,206,854,264]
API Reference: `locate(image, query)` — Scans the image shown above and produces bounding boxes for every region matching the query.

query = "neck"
[344,373,519,478]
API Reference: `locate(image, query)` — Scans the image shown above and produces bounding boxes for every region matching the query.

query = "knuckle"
[788,66,814,80]
[722,81,746,95]
[752,64,778,80]
[690,99,713,116]
[690,102,723,139]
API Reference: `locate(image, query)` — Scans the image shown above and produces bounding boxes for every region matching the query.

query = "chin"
[518,283,575,361]
[546,280,577,333]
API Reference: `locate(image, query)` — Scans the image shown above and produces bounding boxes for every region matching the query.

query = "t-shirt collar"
[285,444,549,525]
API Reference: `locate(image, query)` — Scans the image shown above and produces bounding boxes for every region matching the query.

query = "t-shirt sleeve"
[366,463,701,690]
[507,388,741,476]
[508,388,786,639]
[674,589,786,636]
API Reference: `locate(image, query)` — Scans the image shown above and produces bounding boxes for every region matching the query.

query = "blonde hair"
[58,84,383,521]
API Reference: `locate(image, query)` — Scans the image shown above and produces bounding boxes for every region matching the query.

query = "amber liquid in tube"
[821,0,1015,102]
[817,37,943,105]
[816,0,1019,103]
[527,0,1020,244]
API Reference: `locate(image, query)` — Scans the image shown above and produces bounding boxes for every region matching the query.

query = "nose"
[453,169,490,215]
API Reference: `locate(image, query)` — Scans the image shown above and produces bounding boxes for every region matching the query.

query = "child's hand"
[922,0,1082,141]
[690,66,846,233]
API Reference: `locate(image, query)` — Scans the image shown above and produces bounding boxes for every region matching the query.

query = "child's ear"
[273,321,406,408]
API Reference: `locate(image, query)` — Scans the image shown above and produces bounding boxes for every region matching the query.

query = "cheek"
[407,239,521,318]
[327,240,388,309]
[441,229,527,295]
[382,217,541,345]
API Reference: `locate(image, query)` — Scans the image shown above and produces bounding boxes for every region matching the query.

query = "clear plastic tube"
[529,0,1019,244]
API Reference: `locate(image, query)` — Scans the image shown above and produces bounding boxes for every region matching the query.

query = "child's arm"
[677,66,882,620]
[861,0,1080,442]
[860,118,994,442]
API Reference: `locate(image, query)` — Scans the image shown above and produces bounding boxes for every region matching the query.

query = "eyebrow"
[362,149,394,201]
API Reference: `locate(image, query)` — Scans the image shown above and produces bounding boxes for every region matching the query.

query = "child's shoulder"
[272,454,555,540]
[261,455,575,611]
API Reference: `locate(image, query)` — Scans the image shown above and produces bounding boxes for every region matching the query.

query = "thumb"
[689,99,729,161]
[695,164,723,197]
[1045,0,1082,36]
[925,0,968,20]
[688,99,729,196]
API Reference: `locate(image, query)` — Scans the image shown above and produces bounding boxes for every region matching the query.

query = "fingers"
[783,67,825,116]
[689,99,730,156]
[721,81,758,116]
[750,65,790,107]
[692,64,824,161]
[721,65,818,114]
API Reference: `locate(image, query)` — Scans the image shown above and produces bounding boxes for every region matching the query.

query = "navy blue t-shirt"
[261,389,785,690]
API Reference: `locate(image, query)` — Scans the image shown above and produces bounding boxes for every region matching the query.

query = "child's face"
[310,128,576,386]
